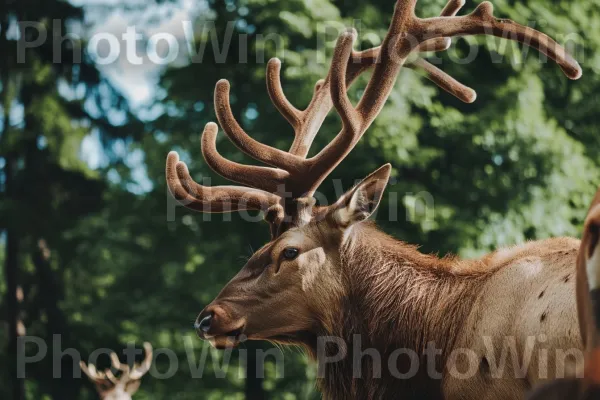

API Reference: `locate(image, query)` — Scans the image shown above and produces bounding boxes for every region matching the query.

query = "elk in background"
[527,193,600,399]
[80,342,153,400]
[167,0,583,398]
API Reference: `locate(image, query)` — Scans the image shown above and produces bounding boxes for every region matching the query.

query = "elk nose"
[195,314,212,335]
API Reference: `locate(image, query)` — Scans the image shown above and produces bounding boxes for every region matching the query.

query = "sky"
[75,0,209,191]
[78,0,205,109]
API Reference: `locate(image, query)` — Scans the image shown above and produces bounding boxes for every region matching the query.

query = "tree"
[0,1,139,398]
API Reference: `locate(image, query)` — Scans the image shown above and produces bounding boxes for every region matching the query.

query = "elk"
[80,342,153,400]
[166,0,583,398]
[526,193,600,399]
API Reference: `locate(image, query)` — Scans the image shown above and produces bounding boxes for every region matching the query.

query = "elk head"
[166,0,580,350]
[80,342,153,400]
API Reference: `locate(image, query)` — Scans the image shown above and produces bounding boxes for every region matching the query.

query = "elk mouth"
[206,329,318,352]
[263,331,317,347]
[206,327,246,349]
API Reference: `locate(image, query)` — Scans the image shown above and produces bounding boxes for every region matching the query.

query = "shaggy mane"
[341,222,492,353]
[314,222,494,399]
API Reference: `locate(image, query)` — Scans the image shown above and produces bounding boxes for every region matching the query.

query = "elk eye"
[283,247,299,260]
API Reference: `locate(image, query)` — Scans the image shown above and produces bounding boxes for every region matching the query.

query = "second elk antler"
[80,342,153,400]
[166,0,581,235]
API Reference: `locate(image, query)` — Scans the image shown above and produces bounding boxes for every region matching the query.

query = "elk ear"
[331,164,391,227]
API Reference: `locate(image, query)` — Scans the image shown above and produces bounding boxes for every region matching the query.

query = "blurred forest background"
[1,0,599,399]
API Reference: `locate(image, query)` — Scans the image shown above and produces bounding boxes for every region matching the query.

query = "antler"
[80,342,153,398]
[167,0,581,232]
[129,342,153,380]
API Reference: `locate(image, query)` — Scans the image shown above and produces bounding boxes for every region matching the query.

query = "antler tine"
[286,79,333,159]
[80,361,103,382]
[418,0,467,53]
[265,60,335,159]
[166,151,281,213]
[104,369,120,385]
[409,58,477,103]
[407,0,475,102]
[214,79,303,171]
[440,0,466,17]
[201,122,290,193]
[414,1,582,80]
[129,342,153,380]
[266,58,302,128]
[416,38,451,53]
[329,29,362,134]
[110,351,130,374]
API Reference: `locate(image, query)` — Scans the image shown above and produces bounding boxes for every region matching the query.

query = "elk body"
[80,342,153,400]
[526,193,600,400]
[166,0,584,398]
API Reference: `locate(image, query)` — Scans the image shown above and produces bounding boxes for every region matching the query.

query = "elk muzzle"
[195,304,246,349]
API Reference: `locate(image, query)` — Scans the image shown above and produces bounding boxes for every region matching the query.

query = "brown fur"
[312,224,581,399]
[314,223,489,399]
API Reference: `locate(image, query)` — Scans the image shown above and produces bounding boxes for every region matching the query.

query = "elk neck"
[310,222,492,399]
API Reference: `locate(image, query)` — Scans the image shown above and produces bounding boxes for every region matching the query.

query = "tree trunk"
[32,239,80,400]
[4,158,25,400]
[245,343,266,400]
